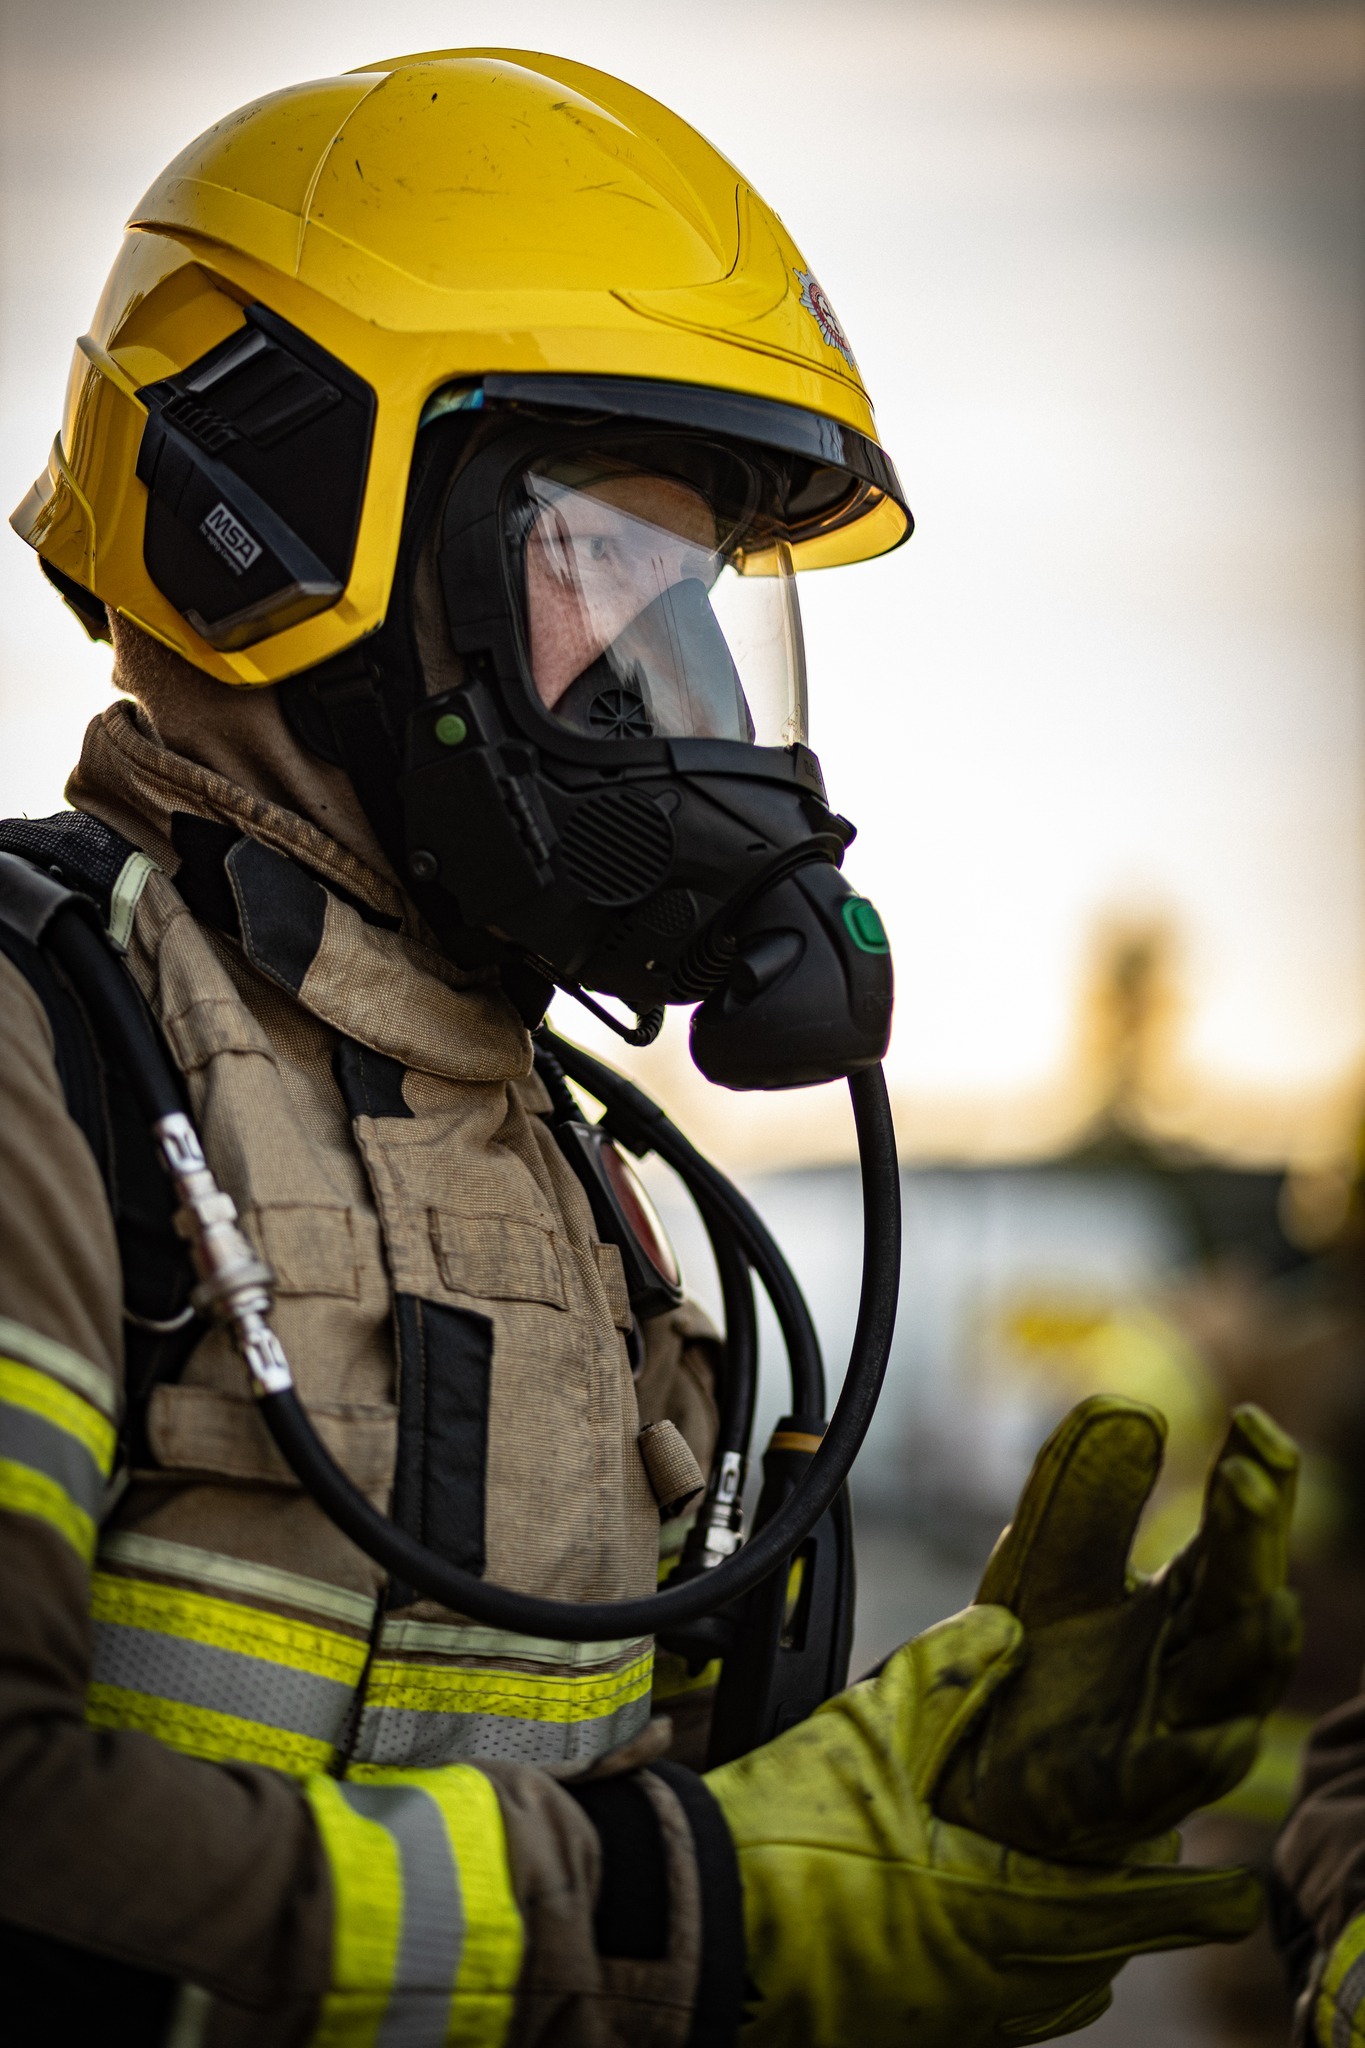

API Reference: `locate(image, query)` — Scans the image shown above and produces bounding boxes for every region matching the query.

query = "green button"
[843,897,889,954]
[434,712,468,747]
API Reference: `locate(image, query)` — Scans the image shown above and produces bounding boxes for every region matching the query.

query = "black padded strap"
[566,1774,670,1961]
[0,826,201,1442]
[651,1762,745,2048]
[566,1763,744,2041]
[0,921,109,1178]
[0,811,138,925]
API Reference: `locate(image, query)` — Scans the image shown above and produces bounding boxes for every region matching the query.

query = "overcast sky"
[1,0,1362,1163]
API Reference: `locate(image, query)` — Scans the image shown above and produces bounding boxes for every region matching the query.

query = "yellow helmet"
[10,48,909,686]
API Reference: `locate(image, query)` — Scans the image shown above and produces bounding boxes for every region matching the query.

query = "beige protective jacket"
[0,692,729,2047]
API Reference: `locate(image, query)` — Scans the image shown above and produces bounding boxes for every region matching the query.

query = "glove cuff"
[567,1764,745,2048]
[651,1762,747,2048]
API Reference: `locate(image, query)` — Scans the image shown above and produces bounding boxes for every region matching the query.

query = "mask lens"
[515,459,807,748]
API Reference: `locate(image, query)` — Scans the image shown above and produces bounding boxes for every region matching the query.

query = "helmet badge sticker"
[794,269,858,371]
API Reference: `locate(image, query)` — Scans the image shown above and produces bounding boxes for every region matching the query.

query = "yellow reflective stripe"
[363,1651,653,1724]
[306,1776,402,2048]
[0,1357,116,1470]
[305,1768,520,2048]
[1319,1908,1365,2047]
[0,1317,116,1418]
[89,1575,368,1682]
[0,1457,95,1561]
[415,1767,522,2047]
[87,1575,368,1777]
[86,1684,334,1775]
[0,1355,113,1561]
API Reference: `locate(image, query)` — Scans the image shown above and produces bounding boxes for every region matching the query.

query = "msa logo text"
[201,501,262,575]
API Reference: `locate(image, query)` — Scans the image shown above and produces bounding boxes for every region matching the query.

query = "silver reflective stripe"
[108,850,158,951]
[0,1317,115,1418]
[353,1688,651,1770]
[98,1530,378,1629]
[1334,1955,1365,2048]
[380,1616,648,1668]
[92,1622,355,1742]
[340,1784,465,2047]
[0,1402,104,1519]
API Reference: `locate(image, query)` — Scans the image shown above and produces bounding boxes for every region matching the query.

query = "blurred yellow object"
[989,1294,1223,1567]
[10,48,908,685]
[1001,1297,1221,1451]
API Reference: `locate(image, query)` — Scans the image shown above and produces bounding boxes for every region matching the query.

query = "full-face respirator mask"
[284,377,898,1091]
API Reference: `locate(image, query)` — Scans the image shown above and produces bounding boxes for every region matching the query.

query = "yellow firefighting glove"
[705,1603,1260,2048]
[936,1396,1301,1862]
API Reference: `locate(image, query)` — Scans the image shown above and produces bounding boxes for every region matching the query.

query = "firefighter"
[0,48,1299,2046]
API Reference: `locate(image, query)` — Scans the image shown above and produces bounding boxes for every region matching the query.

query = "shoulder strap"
[0,914,109,1176]
[0,816,201,1451]
[0,810,158,948]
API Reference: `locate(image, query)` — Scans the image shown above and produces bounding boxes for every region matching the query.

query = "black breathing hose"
[533,1032,761,1462]
[257,1060,899,1638]
[48,895,901,1644]
[45,913,186,1119]
[698,1200,760,1467]
[543,1032,827,1419]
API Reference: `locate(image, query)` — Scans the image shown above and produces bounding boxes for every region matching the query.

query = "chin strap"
[547,979,665,1048]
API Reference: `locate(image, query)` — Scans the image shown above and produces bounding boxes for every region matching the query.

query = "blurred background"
[3,1,1364,2038]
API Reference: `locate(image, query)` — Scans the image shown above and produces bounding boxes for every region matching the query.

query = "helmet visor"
[511,456,808,748]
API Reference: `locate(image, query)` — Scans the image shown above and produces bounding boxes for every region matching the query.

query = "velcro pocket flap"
[594,1242,633,1330]
[431,1210,567,1310]
[146,1384,395,1502]
[163,995,276,1073]
[243,1203,359,1299]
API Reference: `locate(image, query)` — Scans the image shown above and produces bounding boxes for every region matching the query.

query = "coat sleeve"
[0,953,735,2048]
[0,949,337,2041]
[1273,1687,1365,2047]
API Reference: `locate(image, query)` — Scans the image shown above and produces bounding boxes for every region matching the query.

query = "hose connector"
[154,1112,294,1395]
[686,1450,746,1569]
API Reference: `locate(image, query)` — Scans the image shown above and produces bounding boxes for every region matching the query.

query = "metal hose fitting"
[155,1112,294,1396]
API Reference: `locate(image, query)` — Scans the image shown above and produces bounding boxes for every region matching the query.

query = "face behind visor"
[342,394,895,1090]
[519,465,804,751]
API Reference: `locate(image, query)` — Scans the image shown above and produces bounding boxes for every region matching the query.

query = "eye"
[587,535,609,563]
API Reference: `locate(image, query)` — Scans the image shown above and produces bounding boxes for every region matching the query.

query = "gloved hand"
[936,1395,1301,1862]
[705,1602,1260,2048]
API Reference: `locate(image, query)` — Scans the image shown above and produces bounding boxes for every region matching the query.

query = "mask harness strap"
[13,856,900,1681]
[545,983,666,1049]
[303,662,669,1045]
